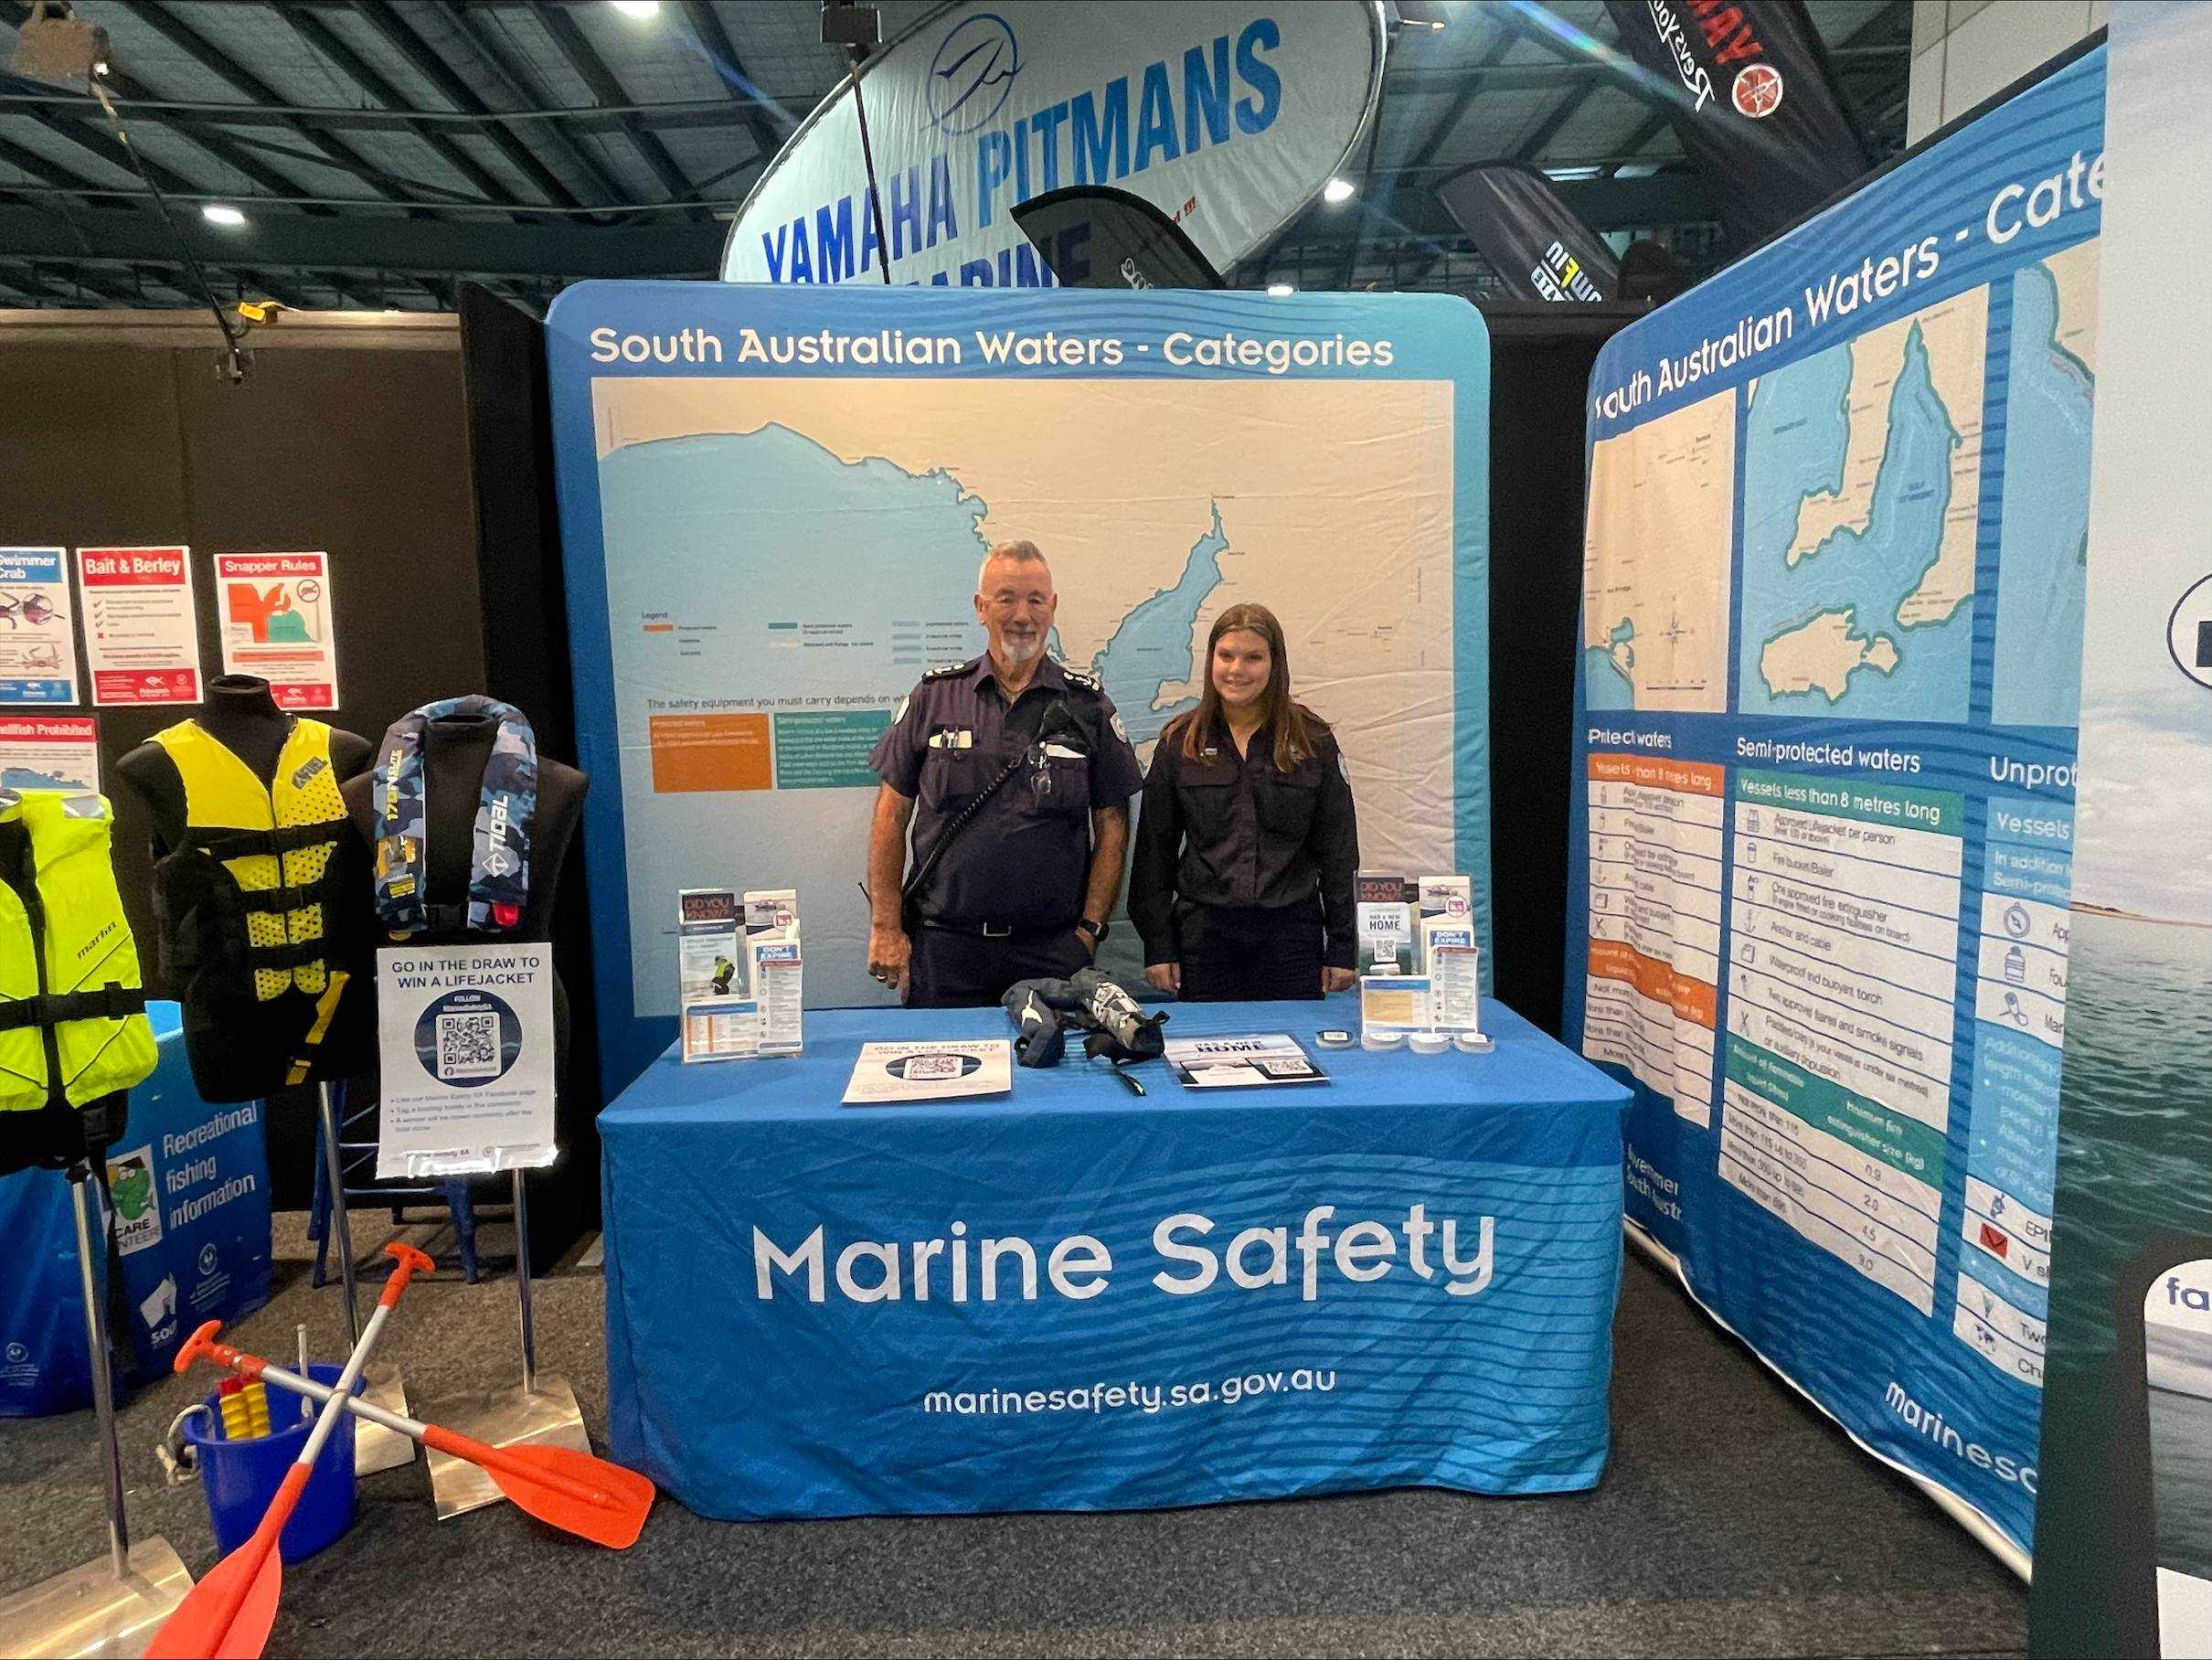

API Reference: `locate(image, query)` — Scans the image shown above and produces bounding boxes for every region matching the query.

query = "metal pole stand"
[0,1169,189,1657]
[317,1081,415,1474]
[419,1165,589,1522]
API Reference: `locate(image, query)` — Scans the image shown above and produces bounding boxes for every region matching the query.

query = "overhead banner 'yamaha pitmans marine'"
[1565,46,2105,1563]
[1601,0,1867,247]
[722,1,1384,289]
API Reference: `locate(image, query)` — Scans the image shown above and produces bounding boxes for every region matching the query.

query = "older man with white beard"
[864,540,1145,1007]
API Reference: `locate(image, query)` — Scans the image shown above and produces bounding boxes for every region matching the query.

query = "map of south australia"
[588,374,1465,1013]
[1736,287,1989,720]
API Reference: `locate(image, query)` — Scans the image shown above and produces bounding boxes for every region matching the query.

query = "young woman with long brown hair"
[1128,602,1359,1001]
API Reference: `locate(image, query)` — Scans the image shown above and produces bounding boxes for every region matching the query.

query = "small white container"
[1362,1030,1407,1051]
[1409,1031,1450,1055]
[1453,1032,1494,1054]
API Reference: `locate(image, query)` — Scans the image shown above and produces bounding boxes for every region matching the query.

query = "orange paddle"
[148,1241,433,1660]
[175,1325,654,1550]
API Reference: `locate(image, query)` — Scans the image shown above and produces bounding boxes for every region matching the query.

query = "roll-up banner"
[1601,0,1867,247]
[1434,163,1619,303]
[2029,5,2212,1654]
[1565,43,2105,1566]
[721,1,1385,288]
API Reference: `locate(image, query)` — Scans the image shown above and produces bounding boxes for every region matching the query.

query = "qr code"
[435,1011,501,1080]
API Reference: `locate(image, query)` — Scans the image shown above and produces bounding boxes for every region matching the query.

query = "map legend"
[1581,753,1724,1126]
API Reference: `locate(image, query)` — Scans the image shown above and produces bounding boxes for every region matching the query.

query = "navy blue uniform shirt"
[869,654,1144,930]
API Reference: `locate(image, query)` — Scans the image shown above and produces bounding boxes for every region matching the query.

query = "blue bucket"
[181,1363,362,1563]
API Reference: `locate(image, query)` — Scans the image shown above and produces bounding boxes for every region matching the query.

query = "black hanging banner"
[1601,0,1868,245]
[1435,163,1621,303]
[1012,186,1226,291]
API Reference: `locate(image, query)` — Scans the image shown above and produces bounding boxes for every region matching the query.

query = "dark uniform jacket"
[1128,712,1359,968]
[868,654,1144,931]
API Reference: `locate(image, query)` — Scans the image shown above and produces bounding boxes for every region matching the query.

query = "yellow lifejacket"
[150,718,346,1000]
[0,790,157,1122]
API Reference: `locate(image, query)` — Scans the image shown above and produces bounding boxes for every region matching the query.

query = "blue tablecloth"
[0,1002,273,1416]
[601,998,1632,1521]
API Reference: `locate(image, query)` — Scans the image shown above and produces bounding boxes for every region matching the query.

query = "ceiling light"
[611,1,661,17]
[202,203,246,227]
[1322,177,1356,205]
[1266,282,1295,297]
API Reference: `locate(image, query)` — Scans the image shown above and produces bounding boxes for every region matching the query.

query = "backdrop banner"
[1564,45,2105,1562]
[722,0,1383,288]
[1601,0,1867,247]
[547,285,1491,1098]
[2029,5,2212,1654]
[1435,163,1619,303]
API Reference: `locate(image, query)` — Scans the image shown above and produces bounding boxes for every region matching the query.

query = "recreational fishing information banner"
[1564,45,2105,1560]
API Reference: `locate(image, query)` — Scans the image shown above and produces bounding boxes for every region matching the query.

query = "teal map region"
[1992,242,2098,728]
[1736,292,1987,722]
[1093,503,1228,745]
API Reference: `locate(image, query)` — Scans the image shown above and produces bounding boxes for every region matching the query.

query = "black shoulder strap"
[899,747,1030,922]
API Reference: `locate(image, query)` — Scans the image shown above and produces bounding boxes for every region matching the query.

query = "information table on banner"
[0,1003,273,1415]
[1565,44,2105,1566]
[601,999,1629,1521]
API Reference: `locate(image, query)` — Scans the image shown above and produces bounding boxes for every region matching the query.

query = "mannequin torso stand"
[343,708,593,1522]
[115,676,415,1475]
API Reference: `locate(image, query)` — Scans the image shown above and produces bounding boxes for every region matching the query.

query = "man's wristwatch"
[1076,917,1110,947]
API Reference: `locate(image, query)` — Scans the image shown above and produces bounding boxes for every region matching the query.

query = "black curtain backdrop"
[1476,301,1647,1038]
[0,312,490,1215]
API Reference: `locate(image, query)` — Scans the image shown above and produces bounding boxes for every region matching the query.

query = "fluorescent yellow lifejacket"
[0,790,157,1123]
[148,718,366,1103]
[151,718,346,1000]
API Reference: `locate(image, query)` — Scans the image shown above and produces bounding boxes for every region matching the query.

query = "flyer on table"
[0,548,80,704]
[213,551,339,709]
[75,545,202,707]
[0,715,99,792]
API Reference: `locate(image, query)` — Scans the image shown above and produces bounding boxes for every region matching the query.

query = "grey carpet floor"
[0,1224,2026,1658]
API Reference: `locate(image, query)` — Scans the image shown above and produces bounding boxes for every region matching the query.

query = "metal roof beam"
[0,125,112,190]
[677,1,785,162]
[111,1,426,213]
[14,104,205,199]
[1515,81,1601,163]
[533,3,710,218]
[274,4,525,212]
[0,198,725,279]
[347,2,597,211]
[1605,111,1675,175]
[434,0,630,208]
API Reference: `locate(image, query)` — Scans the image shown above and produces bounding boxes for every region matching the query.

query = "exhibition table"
[0,1002,273,1415]
[601,997,1632,1521]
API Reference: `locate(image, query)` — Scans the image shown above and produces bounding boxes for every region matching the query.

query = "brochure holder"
[416,1166,590,1521]
[0,1169,190,1657]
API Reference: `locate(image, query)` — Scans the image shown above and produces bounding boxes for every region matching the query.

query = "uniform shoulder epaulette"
[922,661,969,681]
[1060,666,1101,693]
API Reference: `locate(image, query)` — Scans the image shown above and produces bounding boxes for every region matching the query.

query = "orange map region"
[1586,752,1726,797]
[649,712,771,793]
[1588,938,1717,1029]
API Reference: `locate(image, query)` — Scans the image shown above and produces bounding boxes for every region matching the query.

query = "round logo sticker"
[2167,573,2212,691]
[1733,62,1783,118]
[414,988,524,1088]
